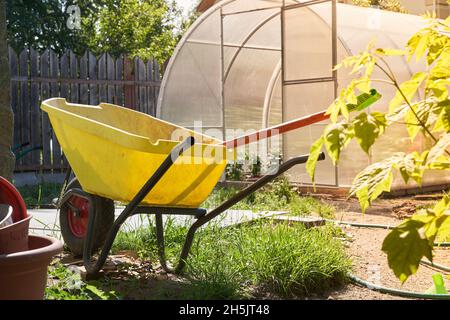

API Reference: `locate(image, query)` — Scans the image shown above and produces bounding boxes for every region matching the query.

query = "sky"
[175,0,198,17]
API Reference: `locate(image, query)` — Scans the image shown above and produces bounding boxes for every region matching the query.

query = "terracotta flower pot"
[0,214,32,254]
[0,235,63,300]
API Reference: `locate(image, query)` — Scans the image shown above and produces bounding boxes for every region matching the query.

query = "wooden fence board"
[98,54,107,103]
[29,49,41,166]
[50,50,62,168]
[88,52,98,105]
[60,51,70,99]
[137,58,147,114]
[79,52,89,104]
[70,51,79,103]
[106,53,115,104]
[115,55,124,106]
[147,60,155,116]
[19,50,31,166]
[9,48,20,154]
[40,50,52,168]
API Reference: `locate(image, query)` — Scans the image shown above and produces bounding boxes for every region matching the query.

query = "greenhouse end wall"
[158,0,450,190]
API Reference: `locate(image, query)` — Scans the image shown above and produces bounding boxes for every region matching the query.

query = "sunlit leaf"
[389,72,428,113]
[404,104,422,142]
[433,100,450,132]
[397,152,425,185]
[353,112,387,154]
[426,133,450,166]
[415,33,430,62]
[306,137,325,187]
[350,155,402,212]
[382,219,433,283]
[323,123,354,165]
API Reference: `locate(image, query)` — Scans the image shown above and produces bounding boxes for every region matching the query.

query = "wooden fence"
[9,47,162,172]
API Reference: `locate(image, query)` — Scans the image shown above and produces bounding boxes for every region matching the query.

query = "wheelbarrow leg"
[174,152,325,274]
[155,213,174,273]
[81,137,196,276]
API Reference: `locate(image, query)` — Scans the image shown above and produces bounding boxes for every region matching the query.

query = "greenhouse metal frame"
[157,0,447,189]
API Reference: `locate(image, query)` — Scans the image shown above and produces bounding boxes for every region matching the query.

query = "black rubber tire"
[59,178,115,257]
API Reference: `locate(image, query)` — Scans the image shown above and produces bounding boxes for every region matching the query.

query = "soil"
[314,195,450,300]
[53,195,450,300]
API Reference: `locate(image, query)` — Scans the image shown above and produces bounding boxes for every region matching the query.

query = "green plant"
[186,222,351,298]
[351,0,407,13]
[307,14,450,282]
[112,216,189,261]
[16,182,62,208]
[112,216,349,299]
[46,263,119,300]
[201,182,335,218]
[226,161,244,181]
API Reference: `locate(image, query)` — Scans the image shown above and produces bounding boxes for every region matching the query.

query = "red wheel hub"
[67,196,89,238]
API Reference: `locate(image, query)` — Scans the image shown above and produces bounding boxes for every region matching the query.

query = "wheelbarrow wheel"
[59,178,115,257]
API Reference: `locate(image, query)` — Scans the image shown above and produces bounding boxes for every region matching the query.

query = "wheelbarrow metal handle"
[223,89,382,149]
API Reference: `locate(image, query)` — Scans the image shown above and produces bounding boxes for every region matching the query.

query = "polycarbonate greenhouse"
[157,0,448,189]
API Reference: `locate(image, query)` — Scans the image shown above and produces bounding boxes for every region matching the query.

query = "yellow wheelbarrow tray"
[41,91,379,275]
[41,98,230,209]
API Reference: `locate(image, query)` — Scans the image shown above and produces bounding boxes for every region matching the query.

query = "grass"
[43,177,344,299]
[186,222,351,299]
[16,182,62,208]
[109,218,351,299]
[203,177,335,219]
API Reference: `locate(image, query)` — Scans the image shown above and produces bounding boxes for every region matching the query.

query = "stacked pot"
[0,176,62,300]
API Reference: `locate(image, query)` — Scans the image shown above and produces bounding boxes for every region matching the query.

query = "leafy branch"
[307,15,450,282]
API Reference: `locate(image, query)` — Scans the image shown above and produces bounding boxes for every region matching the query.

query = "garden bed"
[46,219,351,300]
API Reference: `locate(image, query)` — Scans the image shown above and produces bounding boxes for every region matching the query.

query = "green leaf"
[350,155,401,212]
[407,33,421,61]
[397,152,425,186]
[85,284,114,300]
[429,49,450,80]
[389,72,428,113]
[405,105,422,142]
[415,33,430,62]
[306,137,325,187]
[323,123,354,165]
[353,112,387,154]
[434,102,450,133]
[436,215,450,243]
[426,133,450,166]
[433,193,450,216]
[382,219,433,283]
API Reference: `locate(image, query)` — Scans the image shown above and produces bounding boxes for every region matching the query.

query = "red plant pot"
[0,214,32,254]
[0,176,27,222]
[0,235,63,300]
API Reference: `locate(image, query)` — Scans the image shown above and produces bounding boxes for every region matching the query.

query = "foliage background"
[5,0,198,64]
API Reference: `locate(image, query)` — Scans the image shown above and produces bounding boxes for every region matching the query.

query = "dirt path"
[318,197,450,300]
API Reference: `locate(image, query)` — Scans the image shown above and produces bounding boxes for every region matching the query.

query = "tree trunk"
[0,0,15,181]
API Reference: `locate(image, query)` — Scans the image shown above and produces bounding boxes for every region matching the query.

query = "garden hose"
[348,273,450,300]
[324,218,450,247]
[323,218,450,299]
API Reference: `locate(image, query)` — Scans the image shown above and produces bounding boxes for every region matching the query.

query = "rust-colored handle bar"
[222,89,382,149]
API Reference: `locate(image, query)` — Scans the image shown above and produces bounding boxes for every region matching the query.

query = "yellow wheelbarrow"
[41,90,380,275]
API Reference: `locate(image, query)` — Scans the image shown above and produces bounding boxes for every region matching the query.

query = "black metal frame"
[60,136,325,276]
